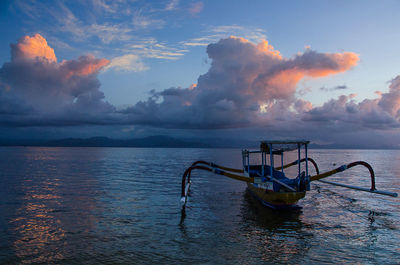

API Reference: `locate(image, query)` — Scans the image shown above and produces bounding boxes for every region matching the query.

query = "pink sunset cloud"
[11,34,57,63]
[60,55,110,78]
[0,34,113,123]
[11,33,110,79]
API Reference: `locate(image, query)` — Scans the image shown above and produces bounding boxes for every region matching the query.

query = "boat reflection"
[240,190,303,229]
[238,190,313,263]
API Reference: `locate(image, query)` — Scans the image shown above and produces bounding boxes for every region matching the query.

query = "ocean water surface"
[0,147,399,264]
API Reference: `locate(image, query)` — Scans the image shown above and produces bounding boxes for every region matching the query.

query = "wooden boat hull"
[247,183,306,209]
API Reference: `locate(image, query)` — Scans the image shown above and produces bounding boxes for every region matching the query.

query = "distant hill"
[45,136,210,148]
[0,136,398,149]
[0,136,211,148]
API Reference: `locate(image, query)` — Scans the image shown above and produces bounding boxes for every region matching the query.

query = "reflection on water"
[0,147,103,264]
[11,179,66,264]
[240,190,304,230]
[0,147,399,263]
[238,191,312,264]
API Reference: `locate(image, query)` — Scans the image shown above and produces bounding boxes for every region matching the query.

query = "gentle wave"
[0,147,399,264]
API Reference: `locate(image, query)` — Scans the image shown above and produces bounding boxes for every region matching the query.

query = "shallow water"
[0,147,399,264]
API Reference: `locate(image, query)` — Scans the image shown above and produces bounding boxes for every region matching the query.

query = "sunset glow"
[12,34,57,63]
[2,3,400,265]
[0,0,400,148]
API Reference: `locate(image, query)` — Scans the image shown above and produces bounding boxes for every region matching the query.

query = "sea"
[0,147,399,264]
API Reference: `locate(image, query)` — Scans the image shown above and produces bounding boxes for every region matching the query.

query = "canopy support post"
[297,143,301,176]
[269,143,273,178]
[305,143,308,176]
[261,149,264,176]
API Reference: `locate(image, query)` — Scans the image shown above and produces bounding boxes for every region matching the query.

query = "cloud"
[378,76,400,117]
[106,54,149,72]
[91,0,117,13]
[124,38,188,60]
[1,34,400,147]
[88,23,133,44]
[116,36,399,145]
[302,94,399,131]
[11,34,57,63]
[0,34,113,125]
[165,0,179,11]
[11,1,191,68]
[188,2,203,15]
[320,85,348,91]
[210,26,267,42]
[301,80,400,133]
[132,10,165,30]
[124,36,360,129]
[182,25,267,47]
[60,55,110,78]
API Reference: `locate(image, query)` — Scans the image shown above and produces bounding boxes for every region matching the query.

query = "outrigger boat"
[181,140,397,209]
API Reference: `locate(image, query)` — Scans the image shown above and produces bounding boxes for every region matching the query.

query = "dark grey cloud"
[378,76,400,117]
[320,85,348,91]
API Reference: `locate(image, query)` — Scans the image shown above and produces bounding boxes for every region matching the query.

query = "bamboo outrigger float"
[180,140,397,209]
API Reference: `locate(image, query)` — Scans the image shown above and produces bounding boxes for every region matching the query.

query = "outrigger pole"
[317,179,398,197]
[309,161,397,197]
[180,158,397,206]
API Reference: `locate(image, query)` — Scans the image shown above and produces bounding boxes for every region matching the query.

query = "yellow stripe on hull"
[247,183,306,206]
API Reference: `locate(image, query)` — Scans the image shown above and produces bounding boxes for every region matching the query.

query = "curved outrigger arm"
[180,161,253,205]
[310,161,397,197]
[278,159,397,197]
[190,160,244,173]
[276,158,320,175]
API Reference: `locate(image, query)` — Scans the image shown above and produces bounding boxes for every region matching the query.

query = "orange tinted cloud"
[11,34,57,63]
[257,50,358,101]
[265,69,305,98]
[306,52,359,77]
[61,55,110,78]
[10,34,109,78]
[257,40,282,59]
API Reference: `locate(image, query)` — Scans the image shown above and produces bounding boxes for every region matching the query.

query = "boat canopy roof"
[260,140,309,154]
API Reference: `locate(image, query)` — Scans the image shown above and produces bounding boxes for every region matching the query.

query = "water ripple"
[0,147,399,263]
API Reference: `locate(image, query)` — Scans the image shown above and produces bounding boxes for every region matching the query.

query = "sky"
[0,0,400,147]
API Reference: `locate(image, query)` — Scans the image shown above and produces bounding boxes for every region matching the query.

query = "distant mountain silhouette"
[0,136,398,149]
[0,136,211,148]
[45,135,213,148]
